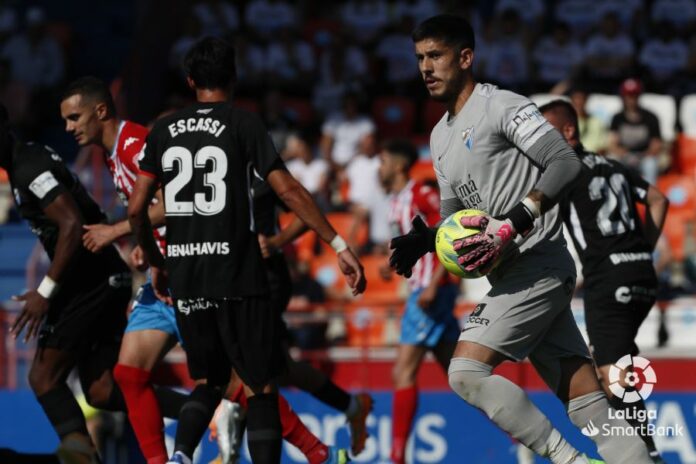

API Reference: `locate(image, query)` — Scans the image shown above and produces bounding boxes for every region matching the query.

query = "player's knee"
[28,366,59,396]
[447,357,493,403]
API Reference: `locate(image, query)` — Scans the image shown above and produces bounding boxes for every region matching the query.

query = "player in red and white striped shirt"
[379,139,460,464]
[60,77,185,464]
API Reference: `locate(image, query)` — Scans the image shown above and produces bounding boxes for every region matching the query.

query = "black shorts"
[175,295,284,388]
[265,253,292,341]
[584,276,657,367]
[38,271,131,353]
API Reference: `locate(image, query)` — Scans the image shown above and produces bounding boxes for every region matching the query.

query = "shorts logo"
[581,420,599,437]
[464,303,490,328]
[177,298,219,315]
[608,355,657,403]
[615,286,631,304]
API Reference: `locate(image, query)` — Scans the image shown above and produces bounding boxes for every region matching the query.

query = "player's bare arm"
[11,192,85,341]
[128,174,164,267]
[83,189,165,252]
[263,213,308,255]
[267,167,366,295]
[416,264,447,311]
[642,184,669,249]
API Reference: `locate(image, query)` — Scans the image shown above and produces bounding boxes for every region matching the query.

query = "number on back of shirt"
[162,146,227,216]
[588,173,634,236]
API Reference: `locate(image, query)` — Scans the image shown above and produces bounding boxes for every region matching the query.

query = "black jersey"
[8,141,124,271]
[559,146,655,284]
[249,165,285,238]
[139,102,285,299]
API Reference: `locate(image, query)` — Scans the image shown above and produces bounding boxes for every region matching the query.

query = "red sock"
[236,389,328,464]
[113,364,167,464]
[391,385,418,464]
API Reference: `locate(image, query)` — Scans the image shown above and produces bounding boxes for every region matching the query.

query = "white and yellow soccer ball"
[435,209,487,279]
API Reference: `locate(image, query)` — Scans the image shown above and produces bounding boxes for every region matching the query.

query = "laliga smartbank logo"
[581,355,684,439]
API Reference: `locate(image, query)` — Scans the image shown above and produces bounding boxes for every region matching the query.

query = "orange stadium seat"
[345,303,392,347]
[309,252,348,295]
[320,212,369,253]
[657,174,696,214]
[674,134,696,178]
[355,253,404,305]
[662,209,696,261]
[410,160,436,183]
[372,96,416,137]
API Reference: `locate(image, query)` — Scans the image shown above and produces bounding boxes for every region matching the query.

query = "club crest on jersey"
[462,127,475,151]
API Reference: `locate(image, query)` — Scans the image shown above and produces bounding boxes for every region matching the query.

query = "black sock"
[174,384,223,458]
[312,379,351,412]
[246,393,281,464]
[608,395,659,453]
[154,386,188,419]
[37,385,89,440]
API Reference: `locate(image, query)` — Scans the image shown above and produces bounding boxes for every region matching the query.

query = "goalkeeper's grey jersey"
[431,83,574,279]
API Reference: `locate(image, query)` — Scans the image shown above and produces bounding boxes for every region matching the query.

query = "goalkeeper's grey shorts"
[459,258,591,392]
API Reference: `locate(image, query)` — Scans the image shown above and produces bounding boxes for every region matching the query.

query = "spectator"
[1,7,64,89]
[244,0,296,40]
[284,132,331,209]
[192,0,238,37]
[320,93,376,168]
[494,0,545,27]
[583,12,635,91]
[639,21,688,92]
[318,34,368,87]
[608,78,662,183]
[231,31,266,96]
[345,134,391,253]
[375,16,419,94]
[483,9,529,93]
[532,21,584,91]
[340,0,389,45]
[392,0,440,25]
[595,0,643,31]
[266,27,316,95]
[313,52,352,117]
[260,89,296,153]
[554,0,600,38]
[569,87,608,154]
[651,0,696,34]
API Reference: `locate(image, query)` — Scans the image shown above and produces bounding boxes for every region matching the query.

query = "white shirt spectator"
[640,37,689,81]
[555,0,599,36]
[340,0,389,43]
[652,0,696,27]
[2,34,64,88]
[495,0,545,24]
[533,35,584,84]
[266,39,315,80]
[376,33,418,83]
[192,0,238,37]
[596,0,642,27]
[584,33,634,78]
[286,157,329,194]
[346,154,391,244]
[392,0,440,23]
[244,0,296,38]
[322,114,376,166]
[485,41,529,88]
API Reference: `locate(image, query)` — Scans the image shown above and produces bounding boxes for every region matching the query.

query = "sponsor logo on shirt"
[123,137,139,150]
[28,171,59,199]
[177,297,219,315]
[462,126,475,150]
[454,175,481,209]
[167,241,230,257]
[462,303,490,331]
[609,252,652,265]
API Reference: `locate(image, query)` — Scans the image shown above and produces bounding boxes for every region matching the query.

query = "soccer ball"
[435,209,486,279]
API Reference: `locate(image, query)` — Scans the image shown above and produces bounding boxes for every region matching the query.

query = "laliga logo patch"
[608,355,657,403]
[461,127,475,151]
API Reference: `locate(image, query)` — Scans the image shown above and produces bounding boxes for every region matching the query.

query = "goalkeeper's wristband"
[37,276,58,299]
[330,235,348,253]
[503,200,537,235]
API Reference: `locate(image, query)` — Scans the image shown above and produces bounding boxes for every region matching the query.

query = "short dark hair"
[62,76,116,114]
[183,37,237,89]
[539,99,579,132]
[412,14,475,51]
[384,138,419,170]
